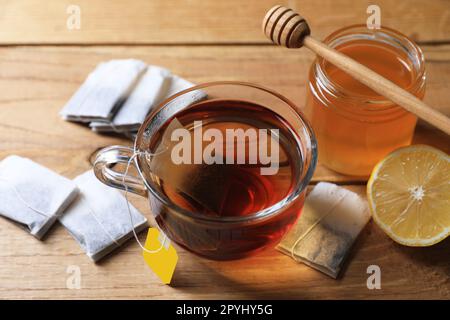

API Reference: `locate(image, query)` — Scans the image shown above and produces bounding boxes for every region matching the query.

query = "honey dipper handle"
[303,37,450,135]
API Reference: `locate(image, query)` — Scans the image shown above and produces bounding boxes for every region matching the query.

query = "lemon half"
[367,145,450,246]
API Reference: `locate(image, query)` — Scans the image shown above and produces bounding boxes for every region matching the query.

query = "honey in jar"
[305,25,426,176]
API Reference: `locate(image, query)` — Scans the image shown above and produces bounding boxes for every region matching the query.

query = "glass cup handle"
[93,145,147,197]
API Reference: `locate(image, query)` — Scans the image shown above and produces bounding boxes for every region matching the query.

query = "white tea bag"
[59,170,147,262]
[148,97,274,217]
[277,182,371,278]
[164,75,197,98]
[149,118,233,216]
[60,59,146,122]
[90,66,171,133]
[0,156,79,239]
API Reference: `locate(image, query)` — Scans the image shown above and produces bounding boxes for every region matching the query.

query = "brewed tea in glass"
[94,82,317,260]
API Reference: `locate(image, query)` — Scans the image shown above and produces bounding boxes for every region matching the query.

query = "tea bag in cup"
[148,107,281,217]
[0,155,79,239]
[59,170,147,262]
[60,59,146,122]
[149,118,234,217]
[147,123,282,252]
[277,182,371,278]
[90,66,172,133]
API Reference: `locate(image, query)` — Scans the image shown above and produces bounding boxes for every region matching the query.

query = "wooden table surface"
[0,0,449,299]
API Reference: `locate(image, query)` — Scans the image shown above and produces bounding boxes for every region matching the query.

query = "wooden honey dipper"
[263,5,450,135]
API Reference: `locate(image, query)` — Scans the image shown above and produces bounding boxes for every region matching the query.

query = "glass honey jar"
[305,25,426,176]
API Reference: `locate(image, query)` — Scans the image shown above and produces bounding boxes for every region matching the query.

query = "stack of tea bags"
[60,59,198,136]
[60,59,147,123]
[277,182,371,278]
[0,155,147,262]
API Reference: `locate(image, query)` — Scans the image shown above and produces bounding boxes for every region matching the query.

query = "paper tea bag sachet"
[277,182,371,278]
[143,118,230,252]
[149,118,235,216]
[60,59,146,122]
[59,170,147,262]
[0,156,79,239]
[163,75,197,98]
[90,66,171,133]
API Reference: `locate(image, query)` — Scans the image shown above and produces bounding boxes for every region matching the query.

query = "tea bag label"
[143,228,178,284]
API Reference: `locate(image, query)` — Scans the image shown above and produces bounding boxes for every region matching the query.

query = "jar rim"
[314,24,426,111]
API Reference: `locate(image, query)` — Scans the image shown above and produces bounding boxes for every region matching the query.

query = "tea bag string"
[0,177,125,247]
[103,121,122,135]
[105,123,138,141]
[122,147,170,254]
[290,193,349,262]
[78,194,121,247]
[0,178,52,218]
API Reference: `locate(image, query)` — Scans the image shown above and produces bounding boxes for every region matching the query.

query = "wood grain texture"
[0,0,449,44]
[0,44,449,299]
[0,45,448,182]
[0,186,448,299]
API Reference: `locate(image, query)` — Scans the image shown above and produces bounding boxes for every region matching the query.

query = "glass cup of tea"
[94,82,317,260]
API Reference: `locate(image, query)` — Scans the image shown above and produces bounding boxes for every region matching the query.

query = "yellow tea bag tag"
[142,227,178,284]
